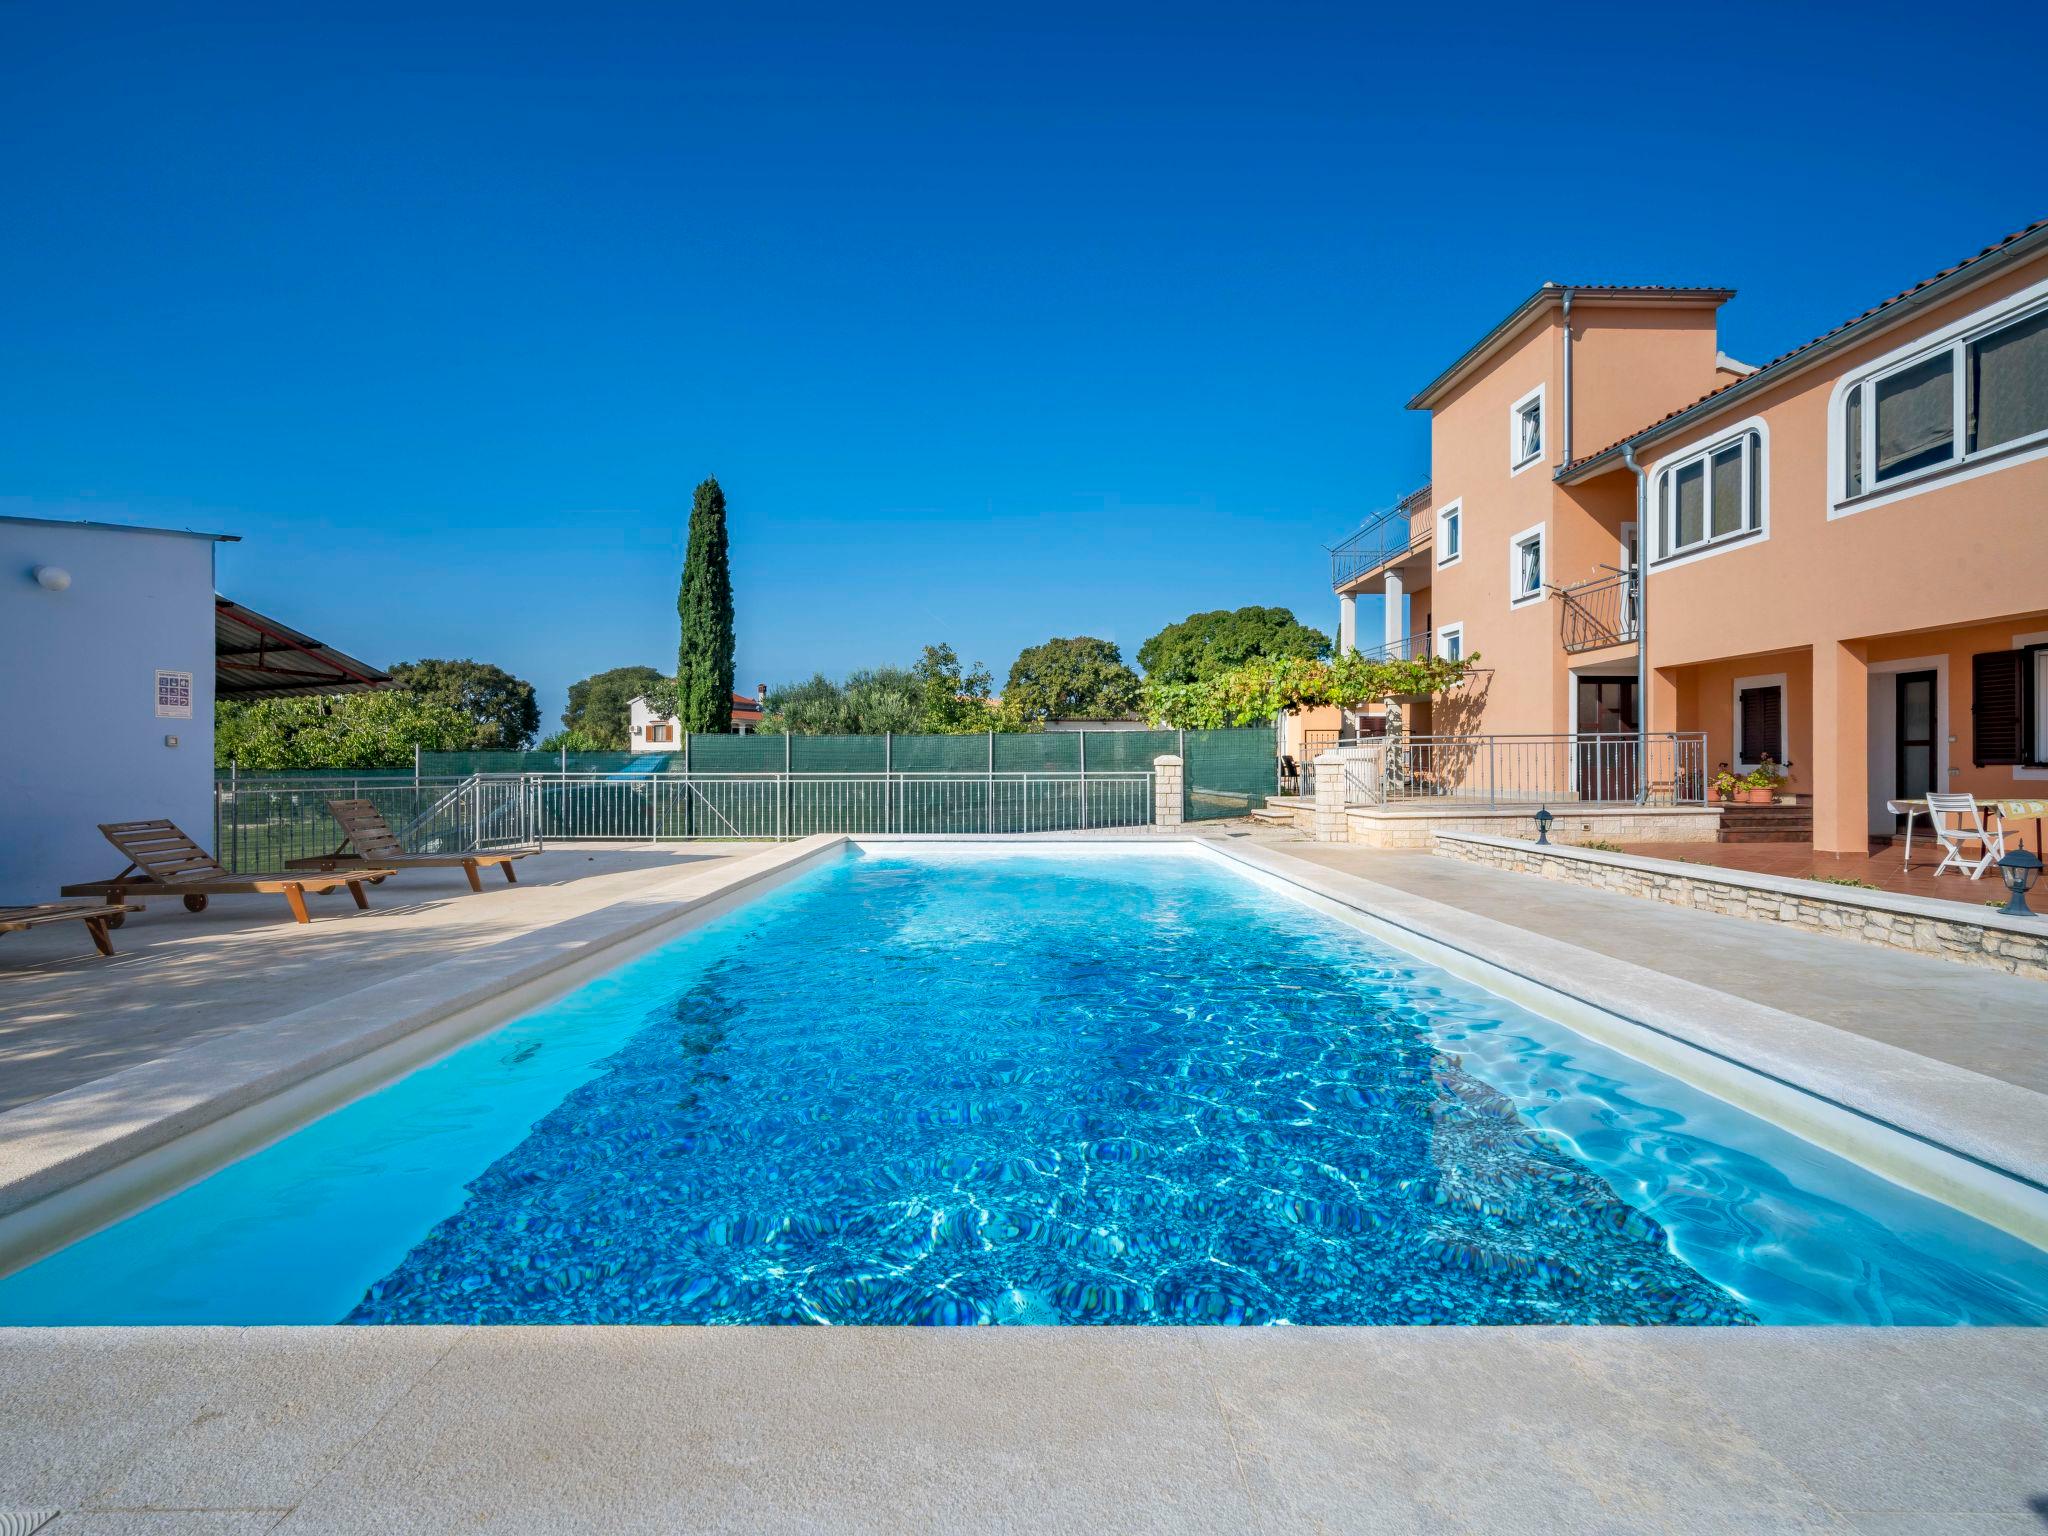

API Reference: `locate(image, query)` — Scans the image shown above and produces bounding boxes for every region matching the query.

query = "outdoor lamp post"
[1997,847,2042,918]
[1533,807,1553,846]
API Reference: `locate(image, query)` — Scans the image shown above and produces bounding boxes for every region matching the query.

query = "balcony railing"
[1352,631,1434,663]
[1338,732,1707,806]
[1328,503,1418,590]
[1555,570,1639,654]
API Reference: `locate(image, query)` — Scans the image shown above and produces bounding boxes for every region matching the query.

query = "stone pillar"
[1312,751,1349,842]
[1152,755,1184,830]
[1810,640,1869,856]
[1383,569,1404,653]
[1338,592,1357,656]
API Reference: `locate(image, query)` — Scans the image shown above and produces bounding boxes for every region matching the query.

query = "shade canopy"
[214,596,393,701]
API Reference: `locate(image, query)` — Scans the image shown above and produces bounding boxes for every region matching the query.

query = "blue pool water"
[3,847,2045,1326]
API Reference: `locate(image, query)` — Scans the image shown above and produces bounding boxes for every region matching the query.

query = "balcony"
[1555,570,1639,654]
[1328,489,1431,591]
[1354,631,1434,662]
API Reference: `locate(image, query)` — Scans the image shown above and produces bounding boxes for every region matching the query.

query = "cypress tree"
[676,476,735,733]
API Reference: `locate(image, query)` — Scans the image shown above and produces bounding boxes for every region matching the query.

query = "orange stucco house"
[1333,220,2048,856]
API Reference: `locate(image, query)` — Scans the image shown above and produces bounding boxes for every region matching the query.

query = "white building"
[628,686,767,750]
[0,514,392,903]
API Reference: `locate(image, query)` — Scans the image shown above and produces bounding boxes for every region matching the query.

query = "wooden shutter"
[1738,686,1781,764]
[1973,650,2028,766]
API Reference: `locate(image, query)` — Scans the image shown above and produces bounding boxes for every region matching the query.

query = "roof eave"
[1557,221,2048,484]
[1406,286,1736,412]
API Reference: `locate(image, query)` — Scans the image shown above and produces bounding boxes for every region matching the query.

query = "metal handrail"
[1554,570,1639,654]
[1327,503,1417,589]
[1353,631,1434,662]
[1348,732,1707,807]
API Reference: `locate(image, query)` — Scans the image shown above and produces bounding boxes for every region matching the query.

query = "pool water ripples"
[4,849,2044,1326]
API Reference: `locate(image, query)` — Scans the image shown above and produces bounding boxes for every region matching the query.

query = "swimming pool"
[2,845,2044,1325]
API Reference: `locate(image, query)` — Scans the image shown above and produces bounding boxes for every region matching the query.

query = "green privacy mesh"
[1181,725,1276,819]
[221,727,1278,839]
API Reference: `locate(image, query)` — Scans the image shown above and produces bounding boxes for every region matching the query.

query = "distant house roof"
[215,596,393,700]
[0,512,240,542]
[629,691,767,720]
[1406,284,1736,412]
[1559,219,2048,481]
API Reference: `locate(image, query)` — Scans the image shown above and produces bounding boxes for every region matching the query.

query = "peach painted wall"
[1606,247,2048,849]
[1631,251,2048,671]
[1418,298,1727,740]
[1672,649,1815,795]
[1565,306,1724,467]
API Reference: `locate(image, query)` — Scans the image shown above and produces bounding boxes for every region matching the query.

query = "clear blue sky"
[5,2,2043,730]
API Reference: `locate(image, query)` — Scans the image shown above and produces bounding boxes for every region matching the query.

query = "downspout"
[1622,441,1647,804]
[1559,288,1574,468]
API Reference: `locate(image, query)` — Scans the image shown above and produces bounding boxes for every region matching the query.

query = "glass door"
[1894,671,1937,823]
[1576,678,1639,801]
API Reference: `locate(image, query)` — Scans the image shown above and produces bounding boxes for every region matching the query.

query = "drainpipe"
[1559,288,1575,468]
[1622,440,1647,804]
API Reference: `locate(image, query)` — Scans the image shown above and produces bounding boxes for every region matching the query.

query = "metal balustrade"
[1555,571,1640,654]
[213,770,1157,869]
[1355,733,1706,806]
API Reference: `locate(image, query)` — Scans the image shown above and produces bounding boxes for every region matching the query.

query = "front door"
[1894,670,1937,823]
[1576,677,1638,801]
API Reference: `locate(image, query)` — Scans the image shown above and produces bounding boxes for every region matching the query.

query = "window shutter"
[1972,650,2027,766]
[1739,686,1781,764]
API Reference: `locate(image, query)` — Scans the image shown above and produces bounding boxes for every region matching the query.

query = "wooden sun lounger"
[0,900,143,957]
[61,819,396,925]
[284,799,536,893]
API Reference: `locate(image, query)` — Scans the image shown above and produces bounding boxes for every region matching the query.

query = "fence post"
[1079,731,1088,831]
[785,733,793,840]
[414,743,421,790]
[229,758,239,870]
[1488,737,1498,808]
[1311,752,1349,842]
[1153,755,1184,831]
[884,731,892,834]
[987,729,995,834]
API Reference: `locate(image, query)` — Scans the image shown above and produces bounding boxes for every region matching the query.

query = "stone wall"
[1435,832,2048,981]
[1345,806,1722,850]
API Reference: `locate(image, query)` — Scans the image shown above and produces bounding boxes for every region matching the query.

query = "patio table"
[1886,797,2045,868]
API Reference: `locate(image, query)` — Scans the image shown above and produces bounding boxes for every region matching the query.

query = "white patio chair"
[1924,793,2005,880]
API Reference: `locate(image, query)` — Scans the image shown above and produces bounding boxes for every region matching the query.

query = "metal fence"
[213,770,1158,870]
[1555,571,1639,654]
[1363,732,1707,806]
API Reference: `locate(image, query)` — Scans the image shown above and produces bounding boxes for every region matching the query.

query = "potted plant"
[1740,757,1787,804]
[1709,766,1741,805]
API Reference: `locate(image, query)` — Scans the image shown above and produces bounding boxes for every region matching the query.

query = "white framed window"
[1651,420,1767,565]
[1507,522,1545,607]
[1732,673,1787,771]
[1436,499,1463,567]
[1436,622,1464,663]
[1509,384,1545,474]
[1831,279,2048,514]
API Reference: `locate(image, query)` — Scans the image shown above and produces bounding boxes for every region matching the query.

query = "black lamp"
[1997,847,2042,918]
[1533,806,1553,846]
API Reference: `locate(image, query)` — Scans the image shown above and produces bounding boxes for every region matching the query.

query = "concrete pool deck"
[1,1326,2043,1533]
[0,843,770,1114]
[2,832,2046,1532]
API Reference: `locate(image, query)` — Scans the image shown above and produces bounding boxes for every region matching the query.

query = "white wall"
[0,521,218,901]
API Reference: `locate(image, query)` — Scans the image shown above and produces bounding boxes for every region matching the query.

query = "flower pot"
[1741,788,1774,804]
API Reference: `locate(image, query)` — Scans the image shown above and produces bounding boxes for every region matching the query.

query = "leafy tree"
[1003,636,1142,723]
[1142,651,1477,728]
[1136,606,1331,685]
[676,476,735,734]
[388,657,540,750]
[537,727,612,753]
[913,644,1005,734]
[561,664,665,748]
[755,644,1024,735]
[214,691,472,769]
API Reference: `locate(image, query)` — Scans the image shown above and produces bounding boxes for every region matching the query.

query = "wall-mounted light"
[33,565,72,592]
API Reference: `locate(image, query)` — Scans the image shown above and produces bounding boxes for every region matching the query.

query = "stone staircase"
[1716,801,1813,844]
[1250,796,1316,834]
